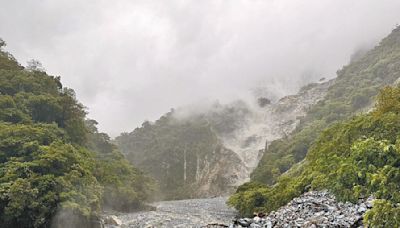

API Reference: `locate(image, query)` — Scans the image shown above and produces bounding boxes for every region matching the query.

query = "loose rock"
[229,191,374,228]
[104,215,122,226]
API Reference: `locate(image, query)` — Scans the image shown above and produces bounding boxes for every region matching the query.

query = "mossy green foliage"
[0,123,102,228]
[252,26,400,185]
[0,39,23,71]
[115,111,222,200]
[229,86,400,226]
[87,119,155,211]
[0,40,152,227]
[251,28,400,184]
[114,101,251,200]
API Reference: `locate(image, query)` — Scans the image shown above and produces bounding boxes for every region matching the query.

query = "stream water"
[105,197,237,228]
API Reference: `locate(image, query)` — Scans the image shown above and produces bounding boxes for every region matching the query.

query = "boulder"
[229,191,374,227]
[104,215,122,226]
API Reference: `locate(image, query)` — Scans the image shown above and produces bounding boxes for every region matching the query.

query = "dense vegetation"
[117,112,217,199]
[229,86,400,226]
[0,39,152,228]
[115,103,249,200]
[86,119,154,212]
[251,26,400,185]
[229,27,400,226]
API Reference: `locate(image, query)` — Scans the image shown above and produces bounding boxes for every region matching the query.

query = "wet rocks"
[104,191,374,227]
[230,191,374,227]
[103,215,122,226]
[220,79,334,182]
[105,197,236,228]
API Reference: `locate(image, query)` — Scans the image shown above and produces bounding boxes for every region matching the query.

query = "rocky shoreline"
[227,191,373,228]
[102,191,374,228]
[103,197,236,228]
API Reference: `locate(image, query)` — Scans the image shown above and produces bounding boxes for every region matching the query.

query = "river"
[104,197,237,227]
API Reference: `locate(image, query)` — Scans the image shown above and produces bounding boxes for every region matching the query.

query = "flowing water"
[103,82,333,228]
[105,197,237,228]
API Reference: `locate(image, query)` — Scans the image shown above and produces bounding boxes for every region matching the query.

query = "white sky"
[0,0,399,136]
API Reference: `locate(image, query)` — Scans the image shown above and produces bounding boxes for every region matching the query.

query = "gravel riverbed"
[104,191,374,228]
[104,197,236,228]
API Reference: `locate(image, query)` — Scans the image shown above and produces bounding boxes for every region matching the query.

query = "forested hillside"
[229,27,400,226]
[251,26,400,184]
[115,106,249,200]
[115,77,332,201]
[0,39,153,228]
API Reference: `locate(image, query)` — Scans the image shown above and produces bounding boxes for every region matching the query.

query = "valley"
[0,2,399,227]
[104,197,235,228]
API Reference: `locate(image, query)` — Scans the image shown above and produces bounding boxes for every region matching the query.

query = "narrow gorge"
[105,80,333,227]
[107,26,400,227]
[1,2,399,227]
[114,79,332,199]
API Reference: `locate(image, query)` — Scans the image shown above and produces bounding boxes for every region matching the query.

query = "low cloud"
[0,0,399,136]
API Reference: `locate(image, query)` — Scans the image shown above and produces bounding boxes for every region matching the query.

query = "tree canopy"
[0,39,153,228]
[229,85,400,226]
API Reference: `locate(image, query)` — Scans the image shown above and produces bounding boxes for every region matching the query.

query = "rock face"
[194,146,249,197]
[103,215,122,226]
[229,191,373,228]
[115,80,332,199]
[219,80,333,184]
[114,109,249,199]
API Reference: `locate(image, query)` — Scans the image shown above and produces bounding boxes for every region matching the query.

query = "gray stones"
[104,191,374,227]
[103,215,122,226]
[104,197,237,228]
[230,191,374,228]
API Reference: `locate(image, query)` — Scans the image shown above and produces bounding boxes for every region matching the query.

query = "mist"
[0,0,399,136]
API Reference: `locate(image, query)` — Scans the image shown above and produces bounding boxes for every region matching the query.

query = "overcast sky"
[0,0,399,136]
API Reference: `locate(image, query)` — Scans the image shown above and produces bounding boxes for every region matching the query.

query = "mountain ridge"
[228,26,400,227]
[114,78,333,199]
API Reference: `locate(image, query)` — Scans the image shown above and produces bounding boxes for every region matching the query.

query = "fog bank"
[0,0,399,136]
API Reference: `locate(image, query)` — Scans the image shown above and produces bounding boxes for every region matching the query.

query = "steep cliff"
[229,27,400,226]
[115,110,248,199]
[220,80,333,179]
[251,26,400,185]
[115,79,332,199]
